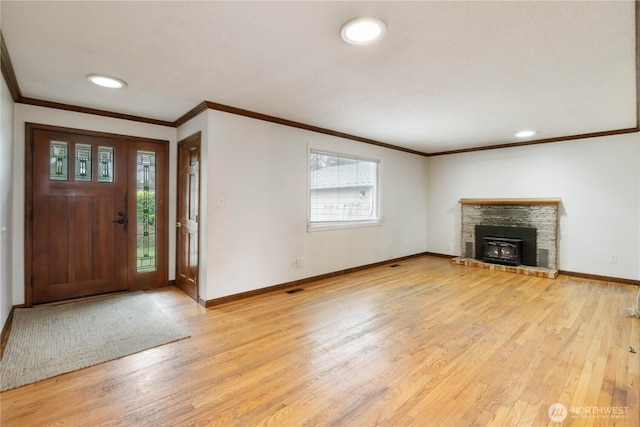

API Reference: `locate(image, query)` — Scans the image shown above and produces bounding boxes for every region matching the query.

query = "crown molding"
[18,97,175,127]
[174,100,429,156]
[0,31,22,101]
[173,101,209,127]
[203,101,429,156]
[1,31,174,128]
[427,127,639,157]
[3,15,639,157]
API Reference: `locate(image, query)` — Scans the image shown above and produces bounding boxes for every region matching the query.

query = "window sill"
[307,220,382,232]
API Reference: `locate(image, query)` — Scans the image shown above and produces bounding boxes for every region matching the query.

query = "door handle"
[112,212,128,225]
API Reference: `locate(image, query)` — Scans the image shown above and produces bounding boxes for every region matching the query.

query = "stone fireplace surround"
[453,198,561,279]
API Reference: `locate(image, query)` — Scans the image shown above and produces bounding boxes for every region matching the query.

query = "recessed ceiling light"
[515,130,537,138]
[87,74,127,89]
[340,17,387,45]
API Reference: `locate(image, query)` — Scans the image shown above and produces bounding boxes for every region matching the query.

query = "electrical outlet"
[610,254,618,264]
[295,258,304,268]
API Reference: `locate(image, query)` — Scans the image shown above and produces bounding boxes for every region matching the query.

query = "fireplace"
[475,225,537,267]
[483,237,522,266]
[456,198,560,278]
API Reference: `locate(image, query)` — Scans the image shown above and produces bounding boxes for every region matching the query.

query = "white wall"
[185,110,428,300]
[11,104,177,306]
[1,75,15,329]
[9,101,636,313]
[427,132,640,281]
[7,103,429,307]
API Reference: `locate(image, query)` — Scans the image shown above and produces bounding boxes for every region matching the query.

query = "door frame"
[175,132,201,303]
[24,123,170,307]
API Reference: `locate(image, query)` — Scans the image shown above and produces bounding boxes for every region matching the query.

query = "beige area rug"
[0,291,189,392]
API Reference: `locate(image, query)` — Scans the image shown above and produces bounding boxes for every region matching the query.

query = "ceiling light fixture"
[515,130,537,138]
[340,17,387,45]
[87,74,127,89]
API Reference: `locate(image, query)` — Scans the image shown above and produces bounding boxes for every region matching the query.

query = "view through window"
[309,150,379,225]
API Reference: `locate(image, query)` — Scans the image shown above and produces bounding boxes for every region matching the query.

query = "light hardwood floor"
[1,256,638,426]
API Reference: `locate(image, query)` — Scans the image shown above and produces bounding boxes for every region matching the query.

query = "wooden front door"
[27,124,168,305]
[176,132,200,302]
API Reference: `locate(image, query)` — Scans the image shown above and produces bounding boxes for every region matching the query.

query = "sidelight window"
[136,151,157,272]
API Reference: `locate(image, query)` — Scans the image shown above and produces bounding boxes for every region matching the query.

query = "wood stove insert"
[475,225,537,267]
[483,237,522,266]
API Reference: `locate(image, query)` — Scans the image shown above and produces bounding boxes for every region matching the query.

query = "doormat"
[0,291,189,392]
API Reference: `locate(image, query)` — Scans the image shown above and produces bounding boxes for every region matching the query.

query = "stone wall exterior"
[461,203,559,270]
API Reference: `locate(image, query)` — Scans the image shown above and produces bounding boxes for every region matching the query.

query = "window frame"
[307,147,381,231]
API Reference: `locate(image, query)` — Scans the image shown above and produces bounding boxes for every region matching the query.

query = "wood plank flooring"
[1,255,638,426]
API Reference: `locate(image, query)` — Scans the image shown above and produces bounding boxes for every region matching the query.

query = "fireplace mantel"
[459,198,561,205]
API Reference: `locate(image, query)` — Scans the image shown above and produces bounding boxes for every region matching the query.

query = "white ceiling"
[1,1,637,154]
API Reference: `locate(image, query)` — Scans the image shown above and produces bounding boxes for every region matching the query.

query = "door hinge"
[176,222,182,228]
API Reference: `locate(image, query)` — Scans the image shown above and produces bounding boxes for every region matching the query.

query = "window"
[309,149,379,227]
[97,146,114,183]
[136,150,157,272]
[49,141,69,181]
[74,144,92,182]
